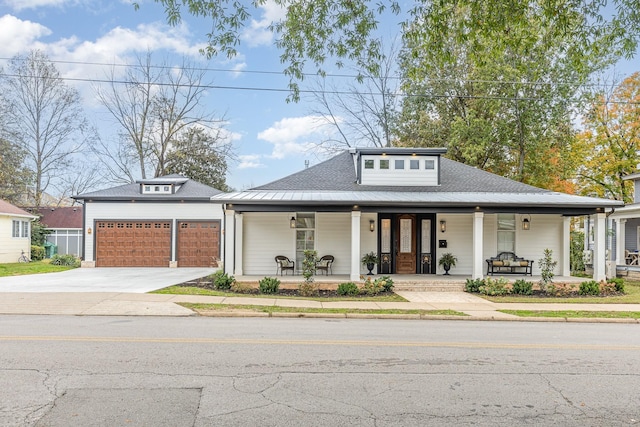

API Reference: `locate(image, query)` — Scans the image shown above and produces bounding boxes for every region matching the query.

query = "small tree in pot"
[361,251,379,275]
[438,253,457,275]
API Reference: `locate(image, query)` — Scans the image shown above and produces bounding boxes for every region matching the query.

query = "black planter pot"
[443,264,451,275]
[366,263,375,275]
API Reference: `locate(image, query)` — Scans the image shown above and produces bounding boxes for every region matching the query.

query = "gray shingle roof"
[215,150,621,210]
[74,175,222,201]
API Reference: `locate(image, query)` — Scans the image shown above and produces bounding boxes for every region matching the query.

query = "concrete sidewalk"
[0,291,639,322]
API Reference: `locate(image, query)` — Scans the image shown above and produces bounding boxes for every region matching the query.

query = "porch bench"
[486,252,533,276]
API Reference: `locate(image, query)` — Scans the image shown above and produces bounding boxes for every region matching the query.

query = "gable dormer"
[354,147,446,186]
[137,176,189,195]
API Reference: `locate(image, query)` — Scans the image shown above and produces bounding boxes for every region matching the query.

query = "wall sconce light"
[369,219,375,232]
[522,214,531,230]
[440,220,446,233]
[87,227,92,235]
[290,216,296,229]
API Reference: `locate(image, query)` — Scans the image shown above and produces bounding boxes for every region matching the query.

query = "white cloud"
[241,0,286,48]
[0,15,51,56]
[2,0,73,11]
[258,115,337,159]
[238,154,265,169]
[231,62,247,78]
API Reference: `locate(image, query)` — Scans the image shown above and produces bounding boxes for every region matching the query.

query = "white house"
[214,148,621,281]
[0,200,37,263]
[74,175,224,268]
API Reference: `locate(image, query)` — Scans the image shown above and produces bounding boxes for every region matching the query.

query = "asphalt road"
[1,316,639,426]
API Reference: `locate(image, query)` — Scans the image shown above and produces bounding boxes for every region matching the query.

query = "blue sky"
[0,0,386,190]
[0,0,638,192]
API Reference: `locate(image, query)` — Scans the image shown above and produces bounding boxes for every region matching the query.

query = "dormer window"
[141,183,173,194]
[380,159,389,169]
[357,148,444,186]
[395,160,404,169]
[364,160,374,169]
[410,160,419,170]
[425,160,435,169]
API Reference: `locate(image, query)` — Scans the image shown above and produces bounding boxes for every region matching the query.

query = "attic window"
[425,159,435,169]
[364,160,374,169]
[380,159,389,170]
[395,160,404,170]
[144,185,151,192]
[410,160,419,170]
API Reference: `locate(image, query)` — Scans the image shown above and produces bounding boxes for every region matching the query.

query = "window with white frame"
[21,221,29,237]
[12,220,20,237]
[295,213,315,271]
[12,220,29,238]
[497,214,516,253]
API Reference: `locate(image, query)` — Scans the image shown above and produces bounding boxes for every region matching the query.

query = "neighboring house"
[74,175,223,268]
[37,206,83,257]
[609,171,640,274]
[214,148,621,281]
[0,200,38,263]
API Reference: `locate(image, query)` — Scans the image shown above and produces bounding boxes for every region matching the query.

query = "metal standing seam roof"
[212,150,622,209]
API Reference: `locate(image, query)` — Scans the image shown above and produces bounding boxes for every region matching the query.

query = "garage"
[95,221,171,267]
[177,221,221,267]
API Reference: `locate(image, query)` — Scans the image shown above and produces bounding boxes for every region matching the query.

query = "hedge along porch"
[215,148,619,282]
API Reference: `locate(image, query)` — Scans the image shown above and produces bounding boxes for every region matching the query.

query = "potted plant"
[361,251,380,275]
[438,252,457,275]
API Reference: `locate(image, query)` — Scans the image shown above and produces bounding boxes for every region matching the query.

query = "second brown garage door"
[177,221,221,267]
[95,221,171,267]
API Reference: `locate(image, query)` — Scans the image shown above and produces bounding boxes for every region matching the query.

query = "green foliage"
[438,253,457,268]
[302,249,318,284]
[546,283,576,297]
[570,231,585,273]
[607,277,625,293]
[479,277,510,296]
[579,280,601,296]
[258,277,280,294]
[464,278,484,293]
[209,270,235,290]
[377,276,394,292]
[298,281,319,297]
[360,251,379,265]
[30,219,50,246]
[538,249,558,292]
[512,279,533,295]
[0,138,33,204]
[362,276,384,296]
[49,254,80,267]
[30,245,45,261]
[337,282,360,296]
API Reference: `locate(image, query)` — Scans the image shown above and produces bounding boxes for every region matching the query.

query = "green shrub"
[479,277,510,296]
[298,281,319,297]
[337,282,360,296]
[31,245,45,261]
[547,283,576,297]
[259,277,280,294]
[362,277,383,295]
[607,277,625,293]
[209,270,235,290]
[579,280,600,296]
[511,279,533,295]
[377,276,394,292]
[49,254,80,267]
[464,278,484,293]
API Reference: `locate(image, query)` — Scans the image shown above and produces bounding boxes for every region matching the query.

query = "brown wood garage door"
[95,221,171,267]
[177,221,220,267]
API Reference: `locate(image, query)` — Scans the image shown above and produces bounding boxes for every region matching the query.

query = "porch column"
[472,212,484,279]
[593,212,606,281]
[224,209,235,275]
[234,213,243,276]
[562,217,571,277]
[616,219,627,265]
[351,210,361,281]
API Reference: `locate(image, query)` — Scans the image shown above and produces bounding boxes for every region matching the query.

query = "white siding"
[515,214,563,275]
[359,213,378,275]
[360,155,439,186]
[242,212,295,275]
[84,201,223,262]
[0,216,32,263]
[436,214,473,275]
[316,213,351,275]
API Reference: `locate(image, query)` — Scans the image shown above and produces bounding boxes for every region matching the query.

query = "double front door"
[378,214,435,274]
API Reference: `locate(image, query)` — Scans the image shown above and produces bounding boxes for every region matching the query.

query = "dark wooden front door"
[396,214,416,274]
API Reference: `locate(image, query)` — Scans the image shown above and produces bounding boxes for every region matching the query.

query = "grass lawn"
[481,281,640,304]
[153,285,408,302]
[179,302,466,316]
[0,260,76,277]
[499,310,640,319]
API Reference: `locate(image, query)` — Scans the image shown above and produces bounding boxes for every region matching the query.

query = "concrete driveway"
[0,268,216,293]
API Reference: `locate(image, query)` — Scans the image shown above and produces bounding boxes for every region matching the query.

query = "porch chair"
[316,255,334,275]
[275,255,295,275]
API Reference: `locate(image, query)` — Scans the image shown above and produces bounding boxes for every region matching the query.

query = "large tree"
[0,50,93,207]
[95,52,227,183]
[165,127,233,191]
[0,138,33,204]
[574,72,640,202]
[139,0,640,99]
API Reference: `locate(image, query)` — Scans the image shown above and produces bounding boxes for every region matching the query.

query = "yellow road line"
[1,335,639,350]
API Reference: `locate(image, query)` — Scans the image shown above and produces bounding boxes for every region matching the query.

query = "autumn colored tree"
[574,73,640,202]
